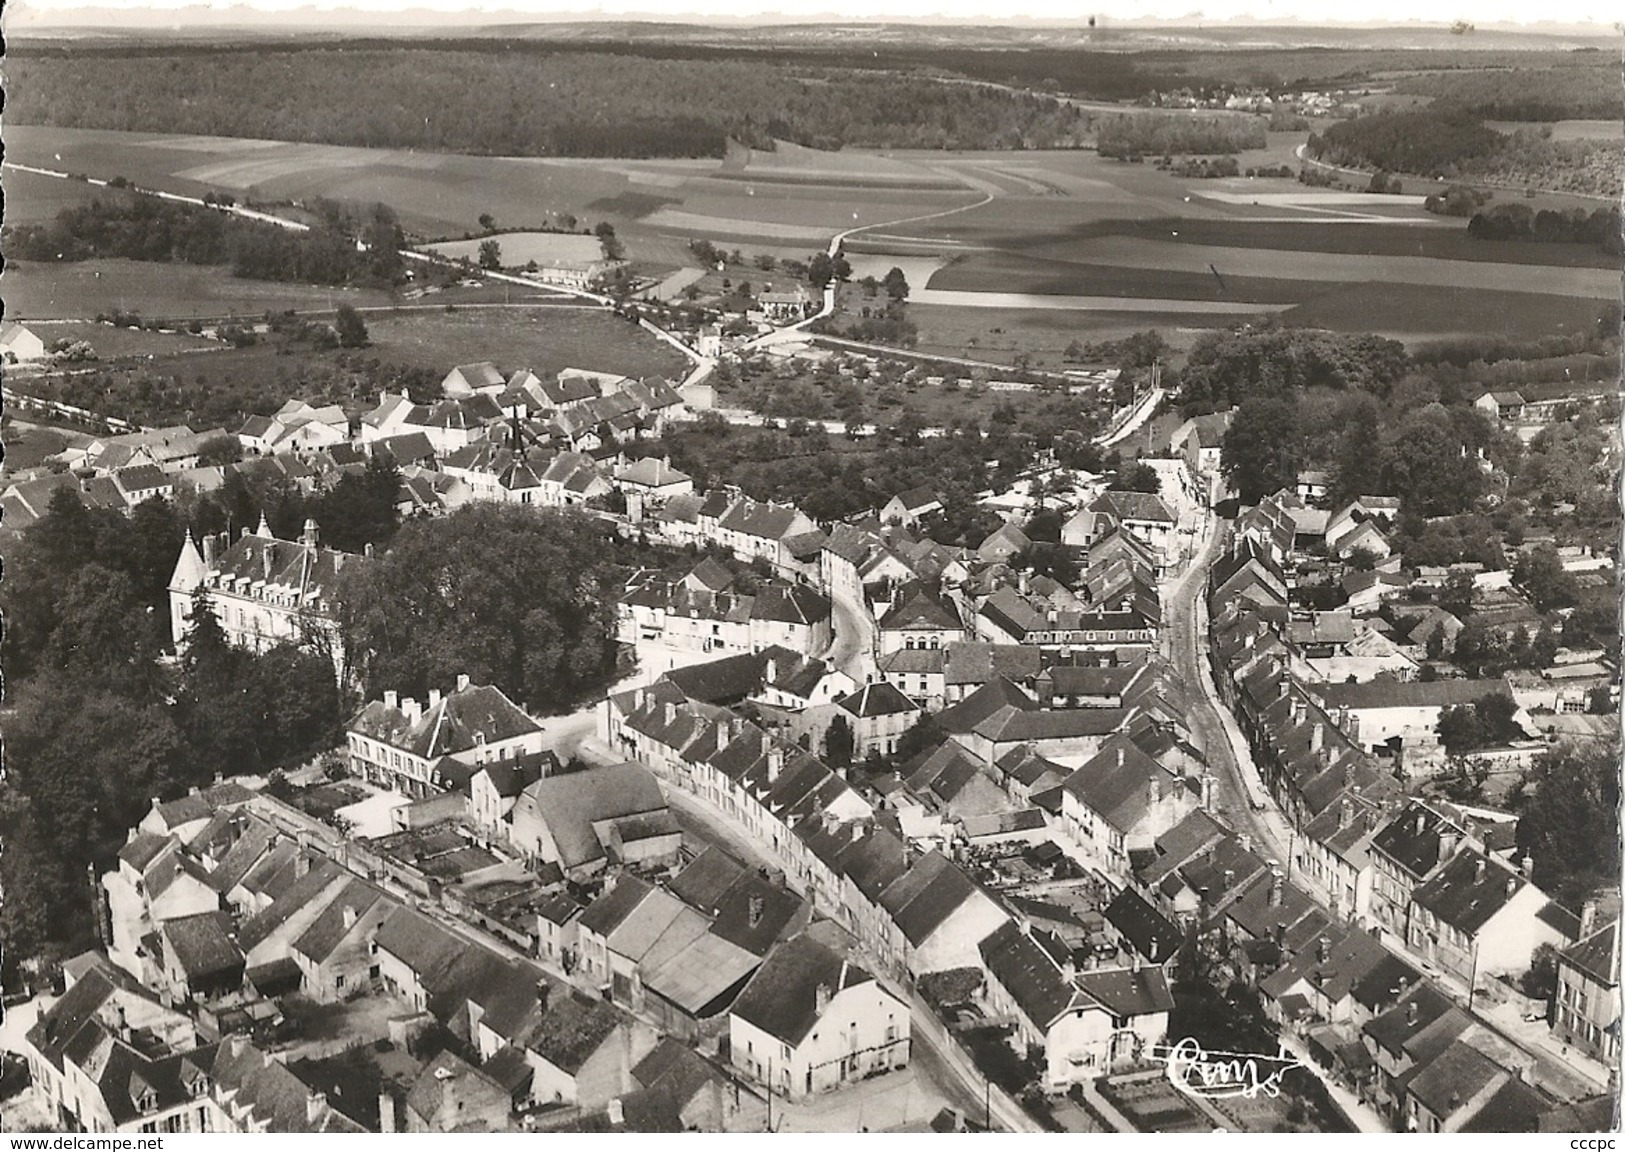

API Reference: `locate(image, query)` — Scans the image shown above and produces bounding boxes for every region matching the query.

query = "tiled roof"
[730,935,877,1046]
[1410,849,1527,935]
[1561,920,1620,985]
[162,911,244,979]
[348,684,541,761]
[1075,965,1175,1018]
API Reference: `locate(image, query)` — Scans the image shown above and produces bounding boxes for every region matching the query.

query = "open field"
[8,124,1612,351]
[18,319,225,359]
[1487,119,1625,141]
[364,307,688,379]
[2,258,399,321]
[0,166,123,224]
[425,232,606,264]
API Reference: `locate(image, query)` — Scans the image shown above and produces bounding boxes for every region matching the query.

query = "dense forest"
[4,49,1088,155]
[1392,64,1620,121]
[1467,202,1623,254]
[1095,112,1266,158]
[4,193,408,287]
[1307,110,1623,197]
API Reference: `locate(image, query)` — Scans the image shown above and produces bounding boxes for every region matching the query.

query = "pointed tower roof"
[169,530,208,594]
[255,511,273,538]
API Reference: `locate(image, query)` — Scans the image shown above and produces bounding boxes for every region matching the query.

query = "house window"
[335,974,346,990]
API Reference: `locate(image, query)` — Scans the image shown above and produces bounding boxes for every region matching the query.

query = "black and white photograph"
[0,0,1620,1135]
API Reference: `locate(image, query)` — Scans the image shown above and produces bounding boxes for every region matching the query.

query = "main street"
[1160,510,1292,864]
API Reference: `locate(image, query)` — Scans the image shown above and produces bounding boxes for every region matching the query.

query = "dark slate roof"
[153,782,256,830]
[162,911,244,979]
[1406,1040,1506,1119]
[1060,735,1186,835]
[1310,678,1515,710]
[236,860,345,952]
[632,1037,725,1107]
[1561,920,1620,985]
[878,586,962,632]
[879,851,986,946]
[751,583,831,626]
[348,684,541,760]
[519,763,669,872]
[837,681,921,719]
[666,649,774,704]
[1103,888,1183,965]
[730,935,878,1046]
[1410,850,1526,935]
[1358,980,1452,1056]
[1091,489,1175,524]
[293,879,386,964]
[933,676,1038,734]
[1075,965,1176,1018]
[373,906,466,988]
[120,833,173,872]
[979,919,1084,1028]
[1371,802,1463,881]
[579,875,655,937]
[1460,1074,1549,1133]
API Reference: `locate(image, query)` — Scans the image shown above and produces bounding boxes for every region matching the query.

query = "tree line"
[1467,203,1622,255]
[6,50,1089,157]
[3,192,407,287]
[1096,112,1266,159]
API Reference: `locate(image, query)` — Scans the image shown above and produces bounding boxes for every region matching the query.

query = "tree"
[1514,543,1579,611]
[1222,394,1301,503]
[807,252,835,289]
[1436,703,1487,755]
[883,266,910,302]
[1329,393,1384,505]
[1515,741,1622,907]
[335,304,369,348]
[594,221,625,260]
[336,504,618,712]
[1440,570,1476,619]
[823,714,856,771]
[196,433,244,467]
[478,239,502,270]
[478,213,496,232]
[831,254,852,283]
[1110,462,1161,494]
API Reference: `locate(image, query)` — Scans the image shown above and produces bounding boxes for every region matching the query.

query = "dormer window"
[138,1089,158,1112]
[189,1076,210,1098]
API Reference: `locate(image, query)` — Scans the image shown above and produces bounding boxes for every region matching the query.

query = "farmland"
[362,307,688,381]
[2,258,400,321]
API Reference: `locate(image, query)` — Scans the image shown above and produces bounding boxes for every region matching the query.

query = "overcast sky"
[6,0,1621,27]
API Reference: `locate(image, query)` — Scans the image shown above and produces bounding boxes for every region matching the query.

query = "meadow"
[363,307,689,380]
[2,258,399,321]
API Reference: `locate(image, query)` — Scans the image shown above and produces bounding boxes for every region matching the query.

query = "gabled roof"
[1060,734,1186,835]
[878,851,990,946]
[1103,887,1183,965]
[978,919,1090,1029]
[517,763,669,871]
[348,684,541,760]
[837,681,921,719]
[1074,965,1175,1018]
[1406,1039,1506,1119]
[1091,489,1175,524]
[1561,920,1620,986]
[161,911,244,979]
[879,585,962,632]
[730,935,879,1046]
[1410,850,1529,936]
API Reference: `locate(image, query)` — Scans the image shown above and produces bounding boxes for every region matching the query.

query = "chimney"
[456,674,470,692]
[1238,833,1252,854]
[342,905,358,930]
[1116,746,1125,768]
[715,721,730,751]
[302,518,319,549]
[1310,723,1323,753]
[664,702,676,727]
[112,1002,129,1039]
[378,1091,397,1134]
[1581,899,1599,937]
[201,533,216,567]
[1415,812,1426,837]
[428,688,443,710]
[749,895,765,927]
[1199,774,1215,812]
[768,747,784,783]
[402,698,421,723]
[1475,858,1487,882]
[1506,876,1517,897]
[607,1099,625,1127]
[1269,870,1284,908]
[1317,937,1330,964]
[1223,868,1235,889]
[1406,999,1419,1025]
[815,982,831,1014]
[384,690,399,711]
[766,658,778,685]
[294,851,311,879]
[364,542,375,559]
[306,1091,327,1124]
[1148,775,1162,805]
[1438,830,1459,861]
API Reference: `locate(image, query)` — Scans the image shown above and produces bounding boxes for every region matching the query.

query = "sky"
[6,0,1622,27]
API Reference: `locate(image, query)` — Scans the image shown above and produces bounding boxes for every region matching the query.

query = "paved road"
[1160,511,1289,861]
[826,583,878,683]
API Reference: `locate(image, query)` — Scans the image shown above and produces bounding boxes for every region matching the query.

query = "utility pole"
[985,1076,991,1131]
[766,1058,773,1132]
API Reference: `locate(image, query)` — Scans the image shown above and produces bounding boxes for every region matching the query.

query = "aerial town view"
[0,3,1619,1137]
